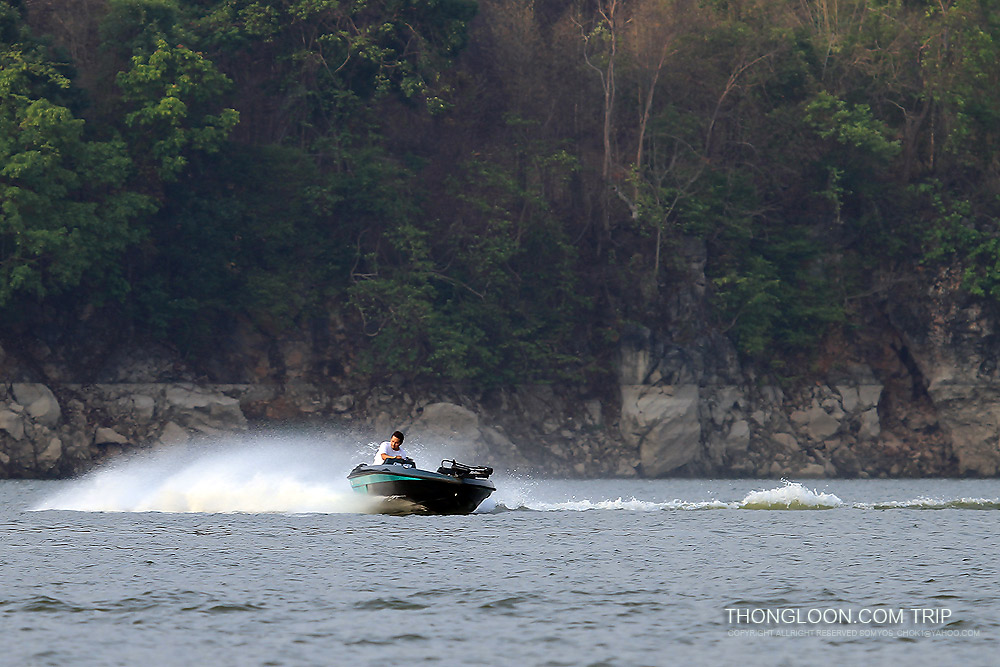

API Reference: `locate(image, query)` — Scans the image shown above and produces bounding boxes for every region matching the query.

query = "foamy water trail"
[499,497,733,511]
[491,480,843,512]
[855,497,1000,510]
[33,433,380,513]
[490,480,1000,512]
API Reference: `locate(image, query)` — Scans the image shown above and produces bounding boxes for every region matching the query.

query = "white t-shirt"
[373,441,410,465]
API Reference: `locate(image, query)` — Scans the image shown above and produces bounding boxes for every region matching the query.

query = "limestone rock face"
[858,408,881,441]
[165,386,247,432]
[158,421,190,446]
[411,402,480,439]
[38,437,63,466]
[791,407,841,442]
[0,382,250,478]
[887,269,1000,476]
[131,395,156,423]
[620,384,701,477]
[406,402,485,460]
[725,420,751,454]
[610,323,904,479]
[926,385,1000,476]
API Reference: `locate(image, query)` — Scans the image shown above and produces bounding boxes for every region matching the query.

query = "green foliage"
[702,91,899,362]
[0,26,153,308]
[804,92,900,159]
[801,91,902,232]
[100,0,186,57]
[349,147,590,384]
[711,255,781,357]
[912,180,1000,300]
[130,141,395,347]
[348,221,440,374]
[9,0,1000,386]
[0,4,24,44]
[921,0,1000,172]
[710,226,846,362]
[117,39,239,181]
[197,0,476,124]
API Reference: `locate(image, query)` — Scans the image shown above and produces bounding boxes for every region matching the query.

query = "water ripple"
[354,598,428,611]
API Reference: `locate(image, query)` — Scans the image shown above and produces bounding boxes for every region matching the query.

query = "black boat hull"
[348,463,495,515]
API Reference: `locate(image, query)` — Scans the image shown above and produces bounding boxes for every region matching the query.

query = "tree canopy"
[4,0,1000,383]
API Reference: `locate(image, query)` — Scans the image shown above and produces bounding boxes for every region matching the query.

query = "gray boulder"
[12,383,61,427]
[620,384,701,477]
[0,409,25,440]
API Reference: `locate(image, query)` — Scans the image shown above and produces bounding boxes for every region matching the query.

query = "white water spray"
[738,480,843,510]
[34,432,381,513]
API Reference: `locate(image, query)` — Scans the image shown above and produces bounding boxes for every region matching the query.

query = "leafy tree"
[100,0,186,58]
[132,141,411,349]
[0,11,152,309]
[920,0,1000,178]
[116,38,239,183]
[881,2,1000,309]
[801,91,901,234]
[195,0,477,147]
[349,140,590,384]
[12,0,1000,385]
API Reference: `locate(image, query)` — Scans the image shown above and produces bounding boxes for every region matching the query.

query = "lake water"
[2,435,997,665]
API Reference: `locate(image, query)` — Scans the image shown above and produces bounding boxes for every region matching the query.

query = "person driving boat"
[373,430,411,465]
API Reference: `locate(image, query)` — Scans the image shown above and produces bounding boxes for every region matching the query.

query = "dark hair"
[392,430,405,442]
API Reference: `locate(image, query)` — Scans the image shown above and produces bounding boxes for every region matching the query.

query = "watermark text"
[725,607,953,626]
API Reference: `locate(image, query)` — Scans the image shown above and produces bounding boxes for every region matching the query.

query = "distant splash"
[29,436,1000,514]
[738,481,843,510]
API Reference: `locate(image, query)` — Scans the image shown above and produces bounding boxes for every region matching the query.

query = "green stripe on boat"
[351,474,424,485]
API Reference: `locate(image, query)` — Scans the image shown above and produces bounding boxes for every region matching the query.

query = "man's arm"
[378,443,401,461]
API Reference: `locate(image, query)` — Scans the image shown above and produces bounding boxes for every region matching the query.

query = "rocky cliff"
[1,265,998,479]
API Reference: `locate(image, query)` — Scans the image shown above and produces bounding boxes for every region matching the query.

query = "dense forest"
[2,0,999,386]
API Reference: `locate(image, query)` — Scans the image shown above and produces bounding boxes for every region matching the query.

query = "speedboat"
[347,458,496,514]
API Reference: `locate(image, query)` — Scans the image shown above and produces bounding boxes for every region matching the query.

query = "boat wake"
[29,436,1000,514]
[856,498,1000,510]
[489,480,1000,513]
[489,480,843,512]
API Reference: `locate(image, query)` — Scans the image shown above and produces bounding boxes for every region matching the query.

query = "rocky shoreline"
[3,263,1000,480]
[0,324,993,479]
